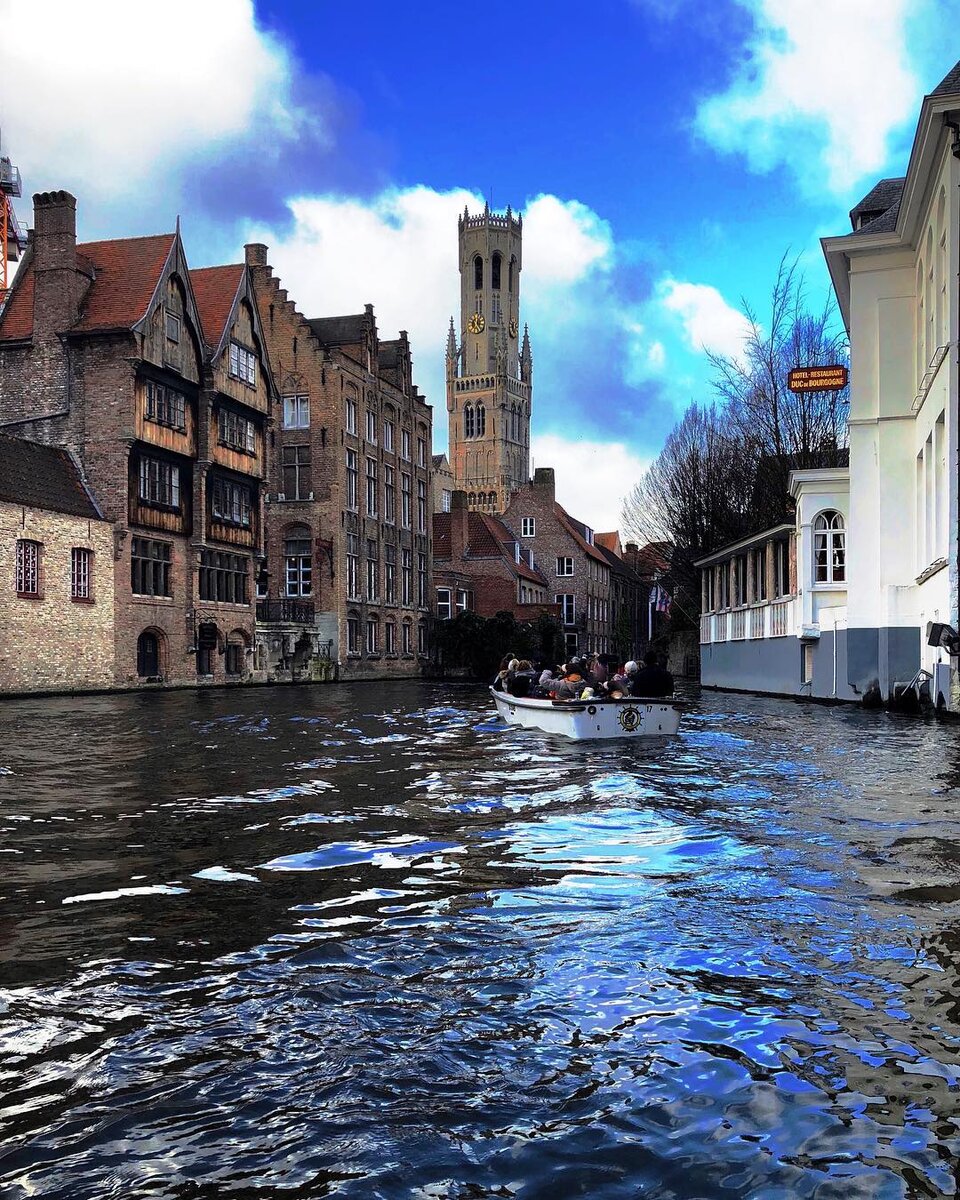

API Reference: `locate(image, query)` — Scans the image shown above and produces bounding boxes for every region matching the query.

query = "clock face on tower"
[508,318,518,338]
[467,312,485,334]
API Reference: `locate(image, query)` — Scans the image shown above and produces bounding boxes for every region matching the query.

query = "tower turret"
[446,203,532,513]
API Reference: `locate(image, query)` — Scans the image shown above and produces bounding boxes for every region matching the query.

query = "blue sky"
[2,0,957,528]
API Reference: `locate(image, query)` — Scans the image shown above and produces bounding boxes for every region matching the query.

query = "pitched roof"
[0,432,102,518]
[0,232,175,342]
[595,531,621,554]
[554,503,608,563]
[849,177,904,233]
[478,512,546,583]
[931,60,960,98]
[432,509,546,583]
[432,453,450,470]
[191,263,243,349]
[308,314,366,346]
[72,234,175,333]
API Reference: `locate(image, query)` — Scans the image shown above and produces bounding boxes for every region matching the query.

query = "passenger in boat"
[538,666,556,690]
[628,650,674,697]
[610,661,637,693]
[507,659,538,697]
[493,656,521,691]
[552,664,586,700]
[593,655,613,685]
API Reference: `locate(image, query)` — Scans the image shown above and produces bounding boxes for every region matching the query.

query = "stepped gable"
[0,432,101,519]
[0,232,175,341]
[191,263,244,349]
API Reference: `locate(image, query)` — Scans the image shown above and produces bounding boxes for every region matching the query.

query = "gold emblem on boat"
[618,707,642,732]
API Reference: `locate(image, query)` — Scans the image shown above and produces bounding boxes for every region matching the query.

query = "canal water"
[1,683,960,1198]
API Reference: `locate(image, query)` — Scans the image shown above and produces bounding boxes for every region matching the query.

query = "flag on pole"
[655,585,672,614]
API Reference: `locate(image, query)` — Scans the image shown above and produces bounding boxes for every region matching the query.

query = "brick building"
[246,244,433,680]
[0,191,273,688]
[501,468,614,659]
[0,433,115,694]
[432,489,555,621]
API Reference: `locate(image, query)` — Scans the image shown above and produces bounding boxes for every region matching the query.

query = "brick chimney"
[244,242,269,269]
[450,489,470,559]
[32,190,79,335]
[533,467,555,500]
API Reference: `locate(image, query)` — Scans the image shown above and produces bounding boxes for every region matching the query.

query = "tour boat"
[490,687,683,741]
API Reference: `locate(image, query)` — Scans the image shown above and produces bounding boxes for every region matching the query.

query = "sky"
[1,0,957,531]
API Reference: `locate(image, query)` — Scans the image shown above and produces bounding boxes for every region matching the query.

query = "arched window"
[464,404,475,439]
[468,492,476,506]
[491,253,501,290]
[474,255,483,290]
[476,403,486,436]
[137,630,161,678]
[813,510,845,583]
[508,257,516,293]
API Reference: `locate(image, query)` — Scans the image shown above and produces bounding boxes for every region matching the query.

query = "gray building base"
[700,626,920,702]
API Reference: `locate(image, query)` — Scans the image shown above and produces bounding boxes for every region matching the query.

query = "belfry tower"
[446,203,532,513]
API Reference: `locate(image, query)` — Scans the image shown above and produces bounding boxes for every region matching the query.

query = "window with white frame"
[384,465,396,523]
[139,456,181,510]
[417,479,427,532]
[401,429,411,460]
[555,593,575,624]
[385,543,396,603]
[366,539,379,601]
[282,394,309,429]
[284,532,312,597]
[229,341,257,386]
[145,380,186,431]
[813,511,845,584]
[383,417,395,451]
[436,587,452,619]
[417,437,426,467]
[366,617,379,655]
[556,556,574,577]
[401,548,412,605]
[401,473,412,527]
[16,539,41,597]
[441,489,452,513]
[365,410,377,443]
[401,620,412,654]
[456,589,472,613]
[347,615,361,655]
[385,620,396,654]
[521,517,536,537]
[71,548,92,601]
[218,408,256,454]
[773,541,790,598]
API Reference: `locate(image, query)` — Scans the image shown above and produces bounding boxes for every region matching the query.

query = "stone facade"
[0,500,114,694]
[446,206,532,513]
[246,244,434,681]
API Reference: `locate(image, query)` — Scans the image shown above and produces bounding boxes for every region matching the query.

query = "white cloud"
[698,0,920,194]
[0,0,307,199]
[658,278,752,359]
[531,433,650,534]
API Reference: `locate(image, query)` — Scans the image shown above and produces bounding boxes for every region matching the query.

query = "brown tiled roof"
[0,249,35,340]
[191,263,243,349]
[0,233,175,342]
[595,531,621,554]
[478,513,546,583]
[431,509,546,583]
[72,234,175,333]
[0,432,102,518]
[433,511,451,558]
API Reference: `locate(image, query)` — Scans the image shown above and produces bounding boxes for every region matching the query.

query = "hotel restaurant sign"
[786,365,848,393]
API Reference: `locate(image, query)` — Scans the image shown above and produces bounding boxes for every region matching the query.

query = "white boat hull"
[490,688,682,740]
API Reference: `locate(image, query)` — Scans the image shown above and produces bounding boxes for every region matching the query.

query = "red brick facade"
[246,245,433,680]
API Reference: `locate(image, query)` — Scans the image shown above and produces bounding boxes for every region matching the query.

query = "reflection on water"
[2,683,960,1197]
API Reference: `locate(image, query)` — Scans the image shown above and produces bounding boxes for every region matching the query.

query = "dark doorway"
[136,631,160,678]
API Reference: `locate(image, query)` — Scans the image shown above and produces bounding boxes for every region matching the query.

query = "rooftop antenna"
[0,129,26,312]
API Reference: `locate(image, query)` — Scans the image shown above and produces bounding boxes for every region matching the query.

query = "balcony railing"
[700,597,795,644]
[256,599,316,625]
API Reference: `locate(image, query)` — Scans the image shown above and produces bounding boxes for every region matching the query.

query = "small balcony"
[256,599,316,625]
